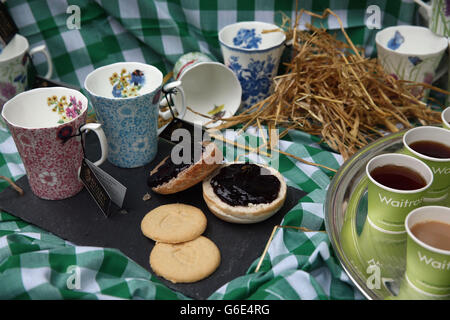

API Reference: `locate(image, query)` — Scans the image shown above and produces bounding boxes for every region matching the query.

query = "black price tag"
[79,159,112,217]
[0,2,18,48]
[79,159,127,218]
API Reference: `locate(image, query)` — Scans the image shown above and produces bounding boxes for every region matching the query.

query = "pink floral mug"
[1,87,108,200]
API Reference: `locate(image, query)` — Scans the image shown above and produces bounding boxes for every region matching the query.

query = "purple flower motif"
[0,82,16,99]
[66,107,77,119]
[423,72,434,84]
[69,95,77,106]
[21,54,28,66]
[390,73,398,80]
[446,0,450,17]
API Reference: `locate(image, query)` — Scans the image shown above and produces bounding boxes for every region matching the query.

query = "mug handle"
[157,80,186,135]
[79,122,108,166]
[414,0,432,20]
[29,44,53,79]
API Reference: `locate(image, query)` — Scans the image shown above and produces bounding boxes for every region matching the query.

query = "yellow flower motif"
[52,107,57,112]
[117,83,122,90]
[122,88,129,96]
[52,95,57,102]
[120,76,127,83]
[60,96,67,102]
[129,87,137,94]
[121,68,127,74]
[122,80,129,87]
[47,97,53,106]
[112,72,119,79]
[61,115,68,122]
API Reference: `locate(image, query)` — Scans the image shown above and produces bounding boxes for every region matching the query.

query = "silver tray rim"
[324,130,406,300]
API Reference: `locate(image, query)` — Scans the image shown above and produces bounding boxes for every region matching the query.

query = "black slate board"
[0,133,306,299]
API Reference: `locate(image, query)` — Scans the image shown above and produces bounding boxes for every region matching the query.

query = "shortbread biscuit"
[141,204,207,243]
[150,236,220,283]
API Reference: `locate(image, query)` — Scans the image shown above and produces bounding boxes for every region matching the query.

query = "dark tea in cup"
[409,140,450,159]
[370,164,427,191]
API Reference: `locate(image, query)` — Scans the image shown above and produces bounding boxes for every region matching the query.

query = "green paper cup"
[403,126,450,204]
[442,107,450,130]
[358,217,407,280]
[405,206,450,297]
[366,153,433,232]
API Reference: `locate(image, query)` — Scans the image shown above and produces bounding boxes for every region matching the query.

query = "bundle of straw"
[208,8,446,160]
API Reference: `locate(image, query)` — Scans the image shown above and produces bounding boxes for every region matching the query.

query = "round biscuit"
[141,204,207,243]
[150,236,220,283]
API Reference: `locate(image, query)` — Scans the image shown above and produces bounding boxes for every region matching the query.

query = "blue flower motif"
[13,73,26,84]
[112,84,122,98]
[229,55,275,106]
[387,31,404,50]
[130,69,145,86]
[408,56,423,66]
[233,28,262,49]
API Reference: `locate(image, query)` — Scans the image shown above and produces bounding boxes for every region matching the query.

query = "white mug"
[415,0,450,37]
[219,21,286,110]
[375,25,448,98]
[171,60,242,128]
[0,34,53,110]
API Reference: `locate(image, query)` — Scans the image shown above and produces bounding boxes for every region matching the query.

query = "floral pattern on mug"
[110,68,145,98]
[38,171,58,187]
[0,82,16,100]
[47,95,83,124]
[228,54,275,106]
[387,31,404,50]
[408,56,423,66]
[233,28,262,49]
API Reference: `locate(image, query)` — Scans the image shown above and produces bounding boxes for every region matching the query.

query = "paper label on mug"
[79,159,112,217]
[79,159,127,218]
[84,159,126,208]
[0,2,18,48]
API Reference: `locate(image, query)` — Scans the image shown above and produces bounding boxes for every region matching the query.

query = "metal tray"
[325,130,448,300]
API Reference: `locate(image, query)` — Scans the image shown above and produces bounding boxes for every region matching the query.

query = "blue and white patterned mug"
[84,62,186,168]
[219,21,286,109]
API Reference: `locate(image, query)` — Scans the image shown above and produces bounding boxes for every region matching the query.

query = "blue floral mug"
[219,21,286,109]
[84,62,186,168]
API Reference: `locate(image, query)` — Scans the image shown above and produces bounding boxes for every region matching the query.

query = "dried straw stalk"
[207,8,445,160]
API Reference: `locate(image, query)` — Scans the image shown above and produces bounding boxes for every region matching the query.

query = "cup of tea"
[442,107,450,130]
[219,21,286,109]
[403,126,450,204]
[366,153,433,232]
[404,205,450,297]
[1,87,108,200]
[84,62,186,168]
[0,34,53,118]
[375,26,447,99]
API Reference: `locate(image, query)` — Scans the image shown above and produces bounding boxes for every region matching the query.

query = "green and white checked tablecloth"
[0,0,419,300]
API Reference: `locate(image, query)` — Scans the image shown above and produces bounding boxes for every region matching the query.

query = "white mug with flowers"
[375,26,448,99]
[0,34,53,117]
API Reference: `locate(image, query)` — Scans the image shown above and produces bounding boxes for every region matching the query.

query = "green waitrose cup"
[404,206,450,297]
[403,126,450,205]
[366,153,433,232]
[442,107,450,130]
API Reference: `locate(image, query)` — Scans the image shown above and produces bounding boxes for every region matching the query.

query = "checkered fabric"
[0,0,418,300]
